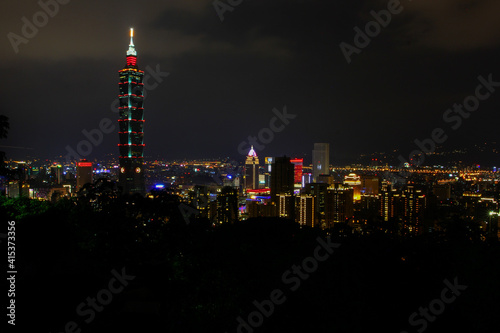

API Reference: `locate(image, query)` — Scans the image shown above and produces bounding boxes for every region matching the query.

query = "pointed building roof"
[127,28,137,56]
[248,145,258,158]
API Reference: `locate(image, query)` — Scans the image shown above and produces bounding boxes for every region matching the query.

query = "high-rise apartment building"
[305,182,329,228]
[325,187,354,228]
[290,158,303,184]
[298,194,315,227]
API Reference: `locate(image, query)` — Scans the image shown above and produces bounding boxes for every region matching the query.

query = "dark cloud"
[366,0,500,50]
[1,0,499,164]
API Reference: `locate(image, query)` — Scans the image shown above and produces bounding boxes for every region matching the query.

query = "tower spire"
[127,28,137,56]
[248,145,257,157]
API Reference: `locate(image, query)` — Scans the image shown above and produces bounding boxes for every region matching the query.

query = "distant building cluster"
[1,141,499,239]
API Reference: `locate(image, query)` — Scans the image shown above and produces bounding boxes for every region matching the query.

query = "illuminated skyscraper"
[402,185,426,236]
[344,173,361,201]
[77,159,93,191]
[290,158,303,185]
[118,28,145,195]
[216,186,239,224]
[279,193,294,219]
[244,146,259,191]
[325,187,354,228]
[50,164,63,184]
[305,182,328,228]
[312,143,330,182]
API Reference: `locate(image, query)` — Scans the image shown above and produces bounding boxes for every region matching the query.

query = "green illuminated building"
[118,28,145,195]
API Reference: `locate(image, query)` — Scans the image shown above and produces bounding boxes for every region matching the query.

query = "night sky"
[2,0,500,164]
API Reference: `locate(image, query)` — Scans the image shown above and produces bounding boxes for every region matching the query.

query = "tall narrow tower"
[244,146,259,191]
[118,28,145,195]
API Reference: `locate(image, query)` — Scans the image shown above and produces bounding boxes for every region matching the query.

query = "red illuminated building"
[77,159,93,190]
[291,158,303,184]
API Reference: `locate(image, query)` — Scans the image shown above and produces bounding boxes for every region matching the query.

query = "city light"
[3,4,499,332]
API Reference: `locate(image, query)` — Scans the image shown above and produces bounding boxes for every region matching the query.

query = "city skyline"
[2,2,500,332]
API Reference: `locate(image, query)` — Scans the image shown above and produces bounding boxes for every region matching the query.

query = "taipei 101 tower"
[118,28,145,195]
